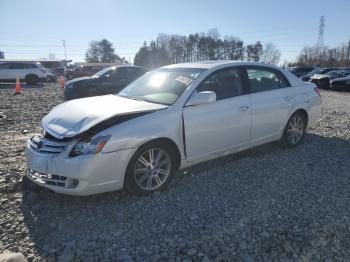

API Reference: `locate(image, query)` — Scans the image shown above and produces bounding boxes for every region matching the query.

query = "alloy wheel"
[134,148,171,191]
[286,114,305,145]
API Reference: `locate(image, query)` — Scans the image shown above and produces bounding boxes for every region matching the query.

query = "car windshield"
[305,68,321,76]
[93,67,115,77]
[118,67,206,105]
[327,70,350,76]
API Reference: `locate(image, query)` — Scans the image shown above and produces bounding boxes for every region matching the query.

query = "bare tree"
[296,41,350,67]
[260,43,281,65]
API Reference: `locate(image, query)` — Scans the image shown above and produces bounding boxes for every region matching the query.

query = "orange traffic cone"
[59,77,65,88]
[14,78,21,95]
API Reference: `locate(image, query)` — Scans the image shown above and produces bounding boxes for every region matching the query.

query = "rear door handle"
[239,105,249,111]
[284,96,293,102]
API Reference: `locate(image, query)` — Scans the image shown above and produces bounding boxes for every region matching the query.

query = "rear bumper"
[25,140,135,196]
[307,96,322,128]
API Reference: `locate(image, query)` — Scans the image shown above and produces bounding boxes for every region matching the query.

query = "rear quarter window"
[277,71,291,88]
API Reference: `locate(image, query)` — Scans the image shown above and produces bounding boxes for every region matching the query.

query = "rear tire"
[25,74,39,84]
[280,112,307,148]
[124,141,178,195]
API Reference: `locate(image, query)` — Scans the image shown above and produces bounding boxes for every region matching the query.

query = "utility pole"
[316,16,325,66]
[348,40,350,66]
[62,40,67,62]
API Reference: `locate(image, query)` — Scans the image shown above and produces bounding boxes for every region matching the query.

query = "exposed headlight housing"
[65,83,74,89]
[70,135,111,156]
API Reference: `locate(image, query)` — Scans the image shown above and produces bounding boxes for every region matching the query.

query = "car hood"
[66,76,95,85]
[331,75,350,82]
[42,95,167,138]
[310,74,330,80]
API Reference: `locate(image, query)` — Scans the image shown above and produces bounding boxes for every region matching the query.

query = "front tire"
[124,141,178,195]
[280,112,307,148]
[25,74,39,84]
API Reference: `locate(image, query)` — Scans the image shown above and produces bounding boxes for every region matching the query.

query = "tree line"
[84,33,350,69]
[294,42,350,67]
[134,29,281,68]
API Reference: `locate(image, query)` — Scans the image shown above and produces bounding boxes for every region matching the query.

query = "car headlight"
[346,80,350,85]
[70,135,111,156]
[65,83,74,89]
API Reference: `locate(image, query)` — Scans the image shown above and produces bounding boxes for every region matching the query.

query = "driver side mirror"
[186,91,216,106]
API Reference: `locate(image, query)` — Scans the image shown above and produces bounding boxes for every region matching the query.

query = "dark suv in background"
[63,65,147,100]
[287,66,314,77]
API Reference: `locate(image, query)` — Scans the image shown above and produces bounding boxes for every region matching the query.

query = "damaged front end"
[25,108,159,193]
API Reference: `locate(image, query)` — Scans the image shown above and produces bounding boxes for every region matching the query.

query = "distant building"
[0,51,4,59]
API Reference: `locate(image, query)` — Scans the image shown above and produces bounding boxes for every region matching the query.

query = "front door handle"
[284,96,293,102]
[239,105,249,111]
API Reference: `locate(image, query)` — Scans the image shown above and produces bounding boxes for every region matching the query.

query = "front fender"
[97,109,185,159]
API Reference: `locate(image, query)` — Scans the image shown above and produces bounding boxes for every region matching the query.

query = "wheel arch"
[136,137,182,170]
[280,108,309,139]
[291,108,309,126]
[25,73,39,79]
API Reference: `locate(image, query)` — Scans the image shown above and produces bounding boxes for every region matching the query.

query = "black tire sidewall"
[124,141,177,195]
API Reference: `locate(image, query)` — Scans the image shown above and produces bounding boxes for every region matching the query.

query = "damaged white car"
[25,61,322,196]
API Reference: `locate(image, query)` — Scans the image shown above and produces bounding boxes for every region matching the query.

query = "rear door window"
[246,68,283,93]
[24,63,38,69]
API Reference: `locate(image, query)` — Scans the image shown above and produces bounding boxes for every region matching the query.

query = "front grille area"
[28,169,67,187]
[27,169,79,188]
[30,135,67,155]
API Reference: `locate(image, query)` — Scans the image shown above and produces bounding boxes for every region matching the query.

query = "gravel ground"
[0,83,349,262]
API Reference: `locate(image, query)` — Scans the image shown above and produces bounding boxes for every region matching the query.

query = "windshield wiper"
[117,94,145,102]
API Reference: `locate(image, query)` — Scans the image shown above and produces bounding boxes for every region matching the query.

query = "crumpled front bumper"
[25,139,135,196]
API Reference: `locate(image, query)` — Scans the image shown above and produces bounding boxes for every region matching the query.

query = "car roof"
[104,65,146,70]
[162,60,281,70]
[0,61,39,64]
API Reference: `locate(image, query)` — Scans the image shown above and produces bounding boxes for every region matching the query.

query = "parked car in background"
[309,69,350,89]
[0,61,53,84]
[50,67,65,77]
[301,67,340,82]
[64,64,110,80]
[63,65,147,100]
[25,61,322,196]
[287,66,314,77]
[330,74,350,91]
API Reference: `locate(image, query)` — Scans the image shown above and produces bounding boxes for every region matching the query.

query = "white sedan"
[25,61,322,196]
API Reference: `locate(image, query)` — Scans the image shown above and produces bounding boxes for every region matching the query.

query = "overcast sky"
[1,0,349,63]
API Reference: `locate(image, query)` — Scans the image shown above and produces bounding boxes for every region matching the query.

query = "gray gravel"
[0,84,350,261]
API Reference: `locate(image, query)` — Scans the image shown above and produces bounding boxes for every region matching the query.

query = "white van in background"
[0,62,53,84]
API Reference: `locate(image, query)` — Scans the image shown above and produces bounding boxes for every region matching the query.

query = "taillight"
[314,87,321,97]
